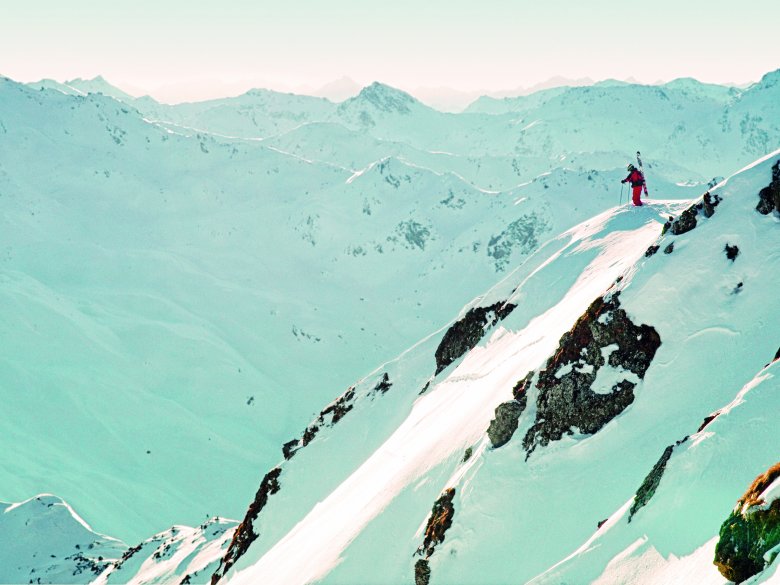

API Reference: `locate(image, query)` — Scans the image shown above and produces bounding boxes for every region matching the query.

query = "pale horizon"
[3,0,778,104]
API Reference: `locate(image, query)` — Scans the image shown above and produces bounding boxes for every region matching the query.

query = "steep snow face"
[219,200,682,585]
[534,367,780,585]
[216,152,780,585]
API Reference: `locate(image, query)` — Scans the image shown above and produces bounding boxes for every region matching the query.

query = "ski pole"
[620,183,624,206]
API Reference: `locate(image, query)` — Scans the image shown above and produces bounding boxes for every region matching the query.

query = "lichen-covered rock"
[714,462,780,583]
[434,302,516,374]
[670,205,698,235]
[756,160,780,215]
[417,488,456,558]
[512,371,534,404]
[487,400,525,448]
[414,559,431,585]
[629,436,687,522]
[212,468,282,583]
[523,293,661,456]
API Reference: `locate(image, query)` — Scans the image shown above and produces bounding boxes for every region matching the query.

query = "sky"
[2,0,779,102]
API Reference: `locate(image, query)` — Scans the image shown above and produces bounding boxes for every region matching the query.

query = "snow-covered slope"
[4,68,780,585]
[4,76,682,545]
[0,493,236,585]
[209,151,780,585]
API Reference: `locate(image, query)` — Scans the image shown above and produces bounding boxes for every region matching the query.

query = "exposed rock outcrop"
[697,411,720,432]
[211,468,282,583]
[523,293,661,456]
[487,401,525,448]
[645,245,659,257]
[725,243,740,261]
[282,385,357,459]
[434,302,516,374]
[670,205,698,235]
[371,372,392,395]
[663,242,674,254]
[413,488,457,585]
[714,462,780,583]
[512,370,534,404]
[414,559,431,585]
[486,371,533,448]
[756,160,780,215]
[628,436,687,522]
[702,191,719,218]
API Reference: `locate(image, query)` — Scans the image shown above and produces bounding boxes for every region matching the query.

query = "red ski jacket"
[623,169,645,187]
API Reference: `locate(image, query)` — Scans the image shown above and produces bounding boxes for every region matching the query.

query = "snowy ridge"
[0,493,237,585]
[215,151,780,584]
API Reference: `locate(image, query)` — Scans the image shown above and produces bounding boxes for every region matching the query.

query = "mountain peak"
[756,68,780,90]
[353,82,418,114]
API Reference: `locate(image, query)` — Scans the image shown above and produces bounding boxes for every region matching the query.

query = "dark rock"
[702,192,716,218]
[697,412,720,432]
[301,424,318,447]
[287,385,358,457]
[282,439,299,460]
[663,242,674,254]
[435,302,516,374]
[645,245,659,257]
[319,387,356,425]
[725,244,740,261]
[372,372,392,395]
[756,160,780,215]
[414,559,431,585]
[523,293,661,456]
[487,400,525,448]
[597,518,608,529]
[733,282,744,295]
[661,217,673,236]
[715,462,780,583]
[211,468,282,584]
[629,442,676,522]
[462,447,473,462]
[670,205,698,235]
[775,347,780,362]
[417,488,456,558]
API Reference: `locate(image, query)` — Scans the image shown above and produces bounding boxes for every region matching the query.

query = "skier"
[621,163,647,206]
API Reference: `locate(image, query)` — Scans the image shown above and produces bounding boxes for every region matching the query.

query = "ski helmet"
[627,163,635,171]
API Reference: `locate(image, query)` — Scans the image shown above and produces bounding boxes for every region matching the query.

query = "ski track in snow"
[229,214,662,585]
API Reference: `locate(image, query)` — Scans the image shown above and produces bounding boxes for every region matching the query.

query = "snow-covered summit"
[344,81,423,114]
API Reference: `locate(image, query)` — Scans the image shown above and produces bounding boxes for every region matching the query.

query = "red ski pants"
[632,185,643,206]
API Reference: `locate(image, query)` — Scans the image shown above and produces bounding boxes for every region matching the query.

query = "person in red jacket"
[621,163,648,206]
